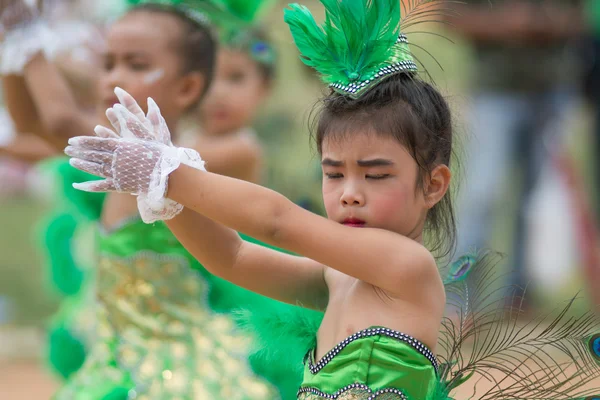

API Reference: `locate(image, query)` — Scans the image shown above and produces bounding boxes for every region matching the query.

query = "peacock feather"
[436,251,600,400]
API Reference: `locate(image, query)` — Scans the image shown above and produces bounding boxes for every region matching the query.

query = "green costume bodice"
[298,327,438,400]
[96,218,277,399]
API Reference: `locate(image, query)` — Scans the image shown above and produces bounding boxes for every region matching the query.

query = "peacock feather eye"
[589,333,600,363]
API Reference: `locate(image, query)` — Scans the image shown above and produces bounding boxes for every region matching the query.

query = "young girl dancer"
[67,0,600,398]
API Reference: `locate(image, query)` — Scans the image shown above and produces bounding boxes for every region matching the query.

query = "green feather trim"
[43,213,84,296]
[48,325,87,379]
[284,0,416,99]
[37,158,103,297]
[40,157,106,221]
[233,303,323,400]
[101,387,130,400]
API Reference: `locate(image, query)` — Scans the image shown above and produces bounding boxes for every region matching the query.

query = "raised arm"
[165,208,328,309]
[2,75,45,136]
[167,164,437,299]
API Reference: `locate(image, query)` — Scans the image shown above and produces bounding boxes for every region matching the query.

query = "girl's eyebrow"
[357,158,395,167]
[321,158,343,167]
[321,158,395,167]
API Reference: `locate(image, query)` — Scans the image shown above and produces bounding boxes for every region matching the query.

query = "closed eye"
[325,173,343,179]
[130,62,150,71]
[366,174,390,180]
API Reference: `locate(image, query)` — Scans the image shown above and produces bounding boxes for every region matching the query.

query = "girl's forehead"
[321,132,408,158]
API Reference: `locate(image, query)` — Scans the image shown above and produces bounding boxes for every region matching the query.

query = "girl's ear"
[425,164,451,208]
[174,72,205,111]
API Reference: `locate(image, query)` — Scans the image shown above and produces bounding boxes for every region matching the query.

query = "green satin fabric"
[299,327,437,399]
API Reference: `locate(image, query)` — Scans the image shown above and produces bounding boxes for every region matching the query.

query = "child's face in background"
[97,11,200,127]
[199,49,269,136]
[321,133,430,242]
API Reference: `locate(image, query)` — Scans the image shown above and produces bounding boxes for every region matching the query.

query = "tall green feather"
[284,0,416,99]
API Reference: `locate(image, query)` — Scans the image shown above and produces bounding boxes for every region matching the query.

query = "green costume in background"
[44,158,308,399]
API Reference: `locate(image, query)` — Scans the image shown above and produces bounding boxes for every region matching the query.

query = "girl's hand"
[65,88,204,222]
[66,134,172,194]
[65,87,175,193]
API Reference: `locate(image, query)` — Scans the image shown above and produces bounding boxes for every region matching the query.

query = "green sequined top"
[297,326,438,400]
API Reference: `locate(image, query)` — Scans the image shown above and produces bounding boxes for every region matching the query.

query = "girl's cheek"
[370,188,409,222]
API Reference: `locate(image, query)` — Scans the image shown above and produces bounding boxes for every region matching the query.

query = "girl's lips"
[342,218,365,227]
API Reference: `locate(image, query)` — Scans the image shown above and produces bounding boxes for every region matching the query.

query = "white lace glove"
[65,88,205,223]
[0,0,59,74]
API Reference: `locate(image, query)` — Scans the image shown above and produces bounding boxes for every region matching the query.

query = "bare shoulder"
[383,239,445,307]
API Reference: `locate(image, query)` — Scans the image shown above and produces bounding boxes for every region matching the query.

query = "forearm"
[166,207,244,274]
[23,53,95,147]
[166,190,328,307]
[2,75,44,135]
[167,165,289,248]
[0,133,57,162]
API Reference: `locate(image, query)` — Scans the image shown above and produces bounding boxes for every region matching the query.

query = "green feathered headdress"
[206,0,277,67]
[218,0,276,25]
[284,0,417,99]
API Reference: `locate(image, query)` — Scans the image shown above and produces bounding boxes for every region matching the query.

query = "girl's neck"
[406,219,426,245]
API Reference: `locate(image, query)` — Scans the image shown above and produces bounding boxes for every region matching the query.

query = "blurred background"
[1,0,599,397]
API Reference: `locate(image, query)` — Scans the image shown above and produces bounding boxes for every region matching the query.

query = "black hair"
[128,4,217,104]
[312,73,456,259]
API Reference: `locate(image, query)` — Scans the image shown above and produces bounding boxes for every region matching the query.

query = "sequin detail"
[329,34,417,98]
[298,383,407,399]
[308,326,438,375]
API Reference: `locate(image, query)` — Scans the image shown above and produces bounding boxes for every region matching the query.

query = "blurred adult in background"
[448,0,584,310]
[582,0,600,217]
